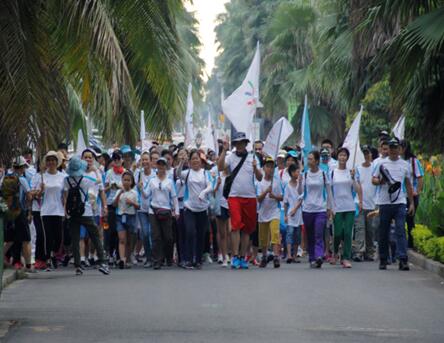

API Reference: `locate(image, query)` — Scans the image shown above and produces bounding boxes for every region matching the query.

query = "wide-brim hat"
[231,132,250,143]
[45,150,62,168]
[66,156,87,177]
[12,156,29,168]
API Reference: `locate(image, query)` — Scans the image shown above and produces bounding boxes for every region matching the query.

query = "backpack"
[0,175,22,221]
[66,176,86,217]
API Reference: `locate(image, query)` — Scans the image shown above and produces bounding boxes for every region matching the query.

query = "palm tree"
[0,0,203,161]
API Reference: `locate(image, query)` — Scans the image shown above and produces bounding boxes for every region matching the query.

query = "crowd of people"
[0,129,423,275]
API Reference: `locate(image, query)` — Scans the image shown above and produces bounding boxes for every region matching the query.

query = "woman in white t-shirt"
[113,171,139,269]
[178,150,213,269]
[297,150,334,268]
[35,151,65,269]
[214,166,230,267]
[135,152,155,267]
[330,147,362,268]
[30,161,46,270]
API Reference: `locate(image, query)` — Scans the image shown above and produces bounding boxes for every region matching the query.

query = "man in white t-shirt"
[353,145,377,262]
[372,138,415,271]
[217,132,262,270]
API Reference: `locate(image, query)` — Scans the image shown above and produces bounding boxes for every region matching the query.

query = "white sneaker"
[131,254,138,266]
[217,254,223,264]
[205,254,213,264]
[297,247,303,257]
[221,260,228,268]
[226,255,231,264]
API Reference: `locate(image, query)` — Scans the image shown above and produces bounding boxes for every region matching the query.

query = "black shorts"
[4,212,31,243]
[216,207,230,220]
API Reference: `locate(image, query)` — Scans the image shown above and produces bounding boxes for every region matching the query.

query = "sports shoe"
[259,256,268,268]
[226,255,231,264]
[98,264,110,275]
[131,254,138,266]
[62,255,71,267]
[273,257,280,268]
[240,258,249,269]
[297,247,303,257]
[267,254,274,263]
[217,254,223,264]
[51,256,58,269]
[221,260,228,268]
[184,262,194,270]
[231,256,241,269]
[144,260,152,268]
[293,257,301,263]
[315,257,323,268]
[286,257,293,264]
[194,262,203,270]
[153,263,161,270]
[204,254,213,264]
[399,260,410,271]
[118,260,124,269]
[379,261,388,270]
[14,262,23,270]
[75,268,83,276]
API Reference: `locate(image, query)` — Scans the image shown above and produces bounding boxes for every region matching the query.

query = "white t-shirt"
[135,169,155,213]
[301,170,331,213]
[63,176,97,217]
[39,171,65,217]
[30,173,42,212]
[356,164,376,210]
[225,152,259,198]
[257,177,282,222]
[83,170,104,217]
[283,182,303,227]
[330,168,356,213]
[215,174,229,209]
[406,157,424,193]
[105,169,123,205]
[373,158,410,205]
[181,169,212,212]
[146,176,179,216]
[113,188,139,215]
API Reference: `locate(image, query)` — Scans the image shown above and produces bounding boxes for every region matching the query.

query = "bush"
[412,225,444,264]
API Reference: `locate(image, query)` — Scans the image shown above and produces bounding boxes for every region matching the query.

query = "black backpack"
[66,176,86,217]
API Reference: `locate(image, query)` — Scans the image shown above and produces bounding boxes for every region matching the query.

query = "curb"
[1,269,28,291]
[408,249,444,279]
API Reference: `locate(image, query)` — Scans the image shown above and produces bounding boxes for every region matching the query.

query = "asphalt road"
[1,261,444,343]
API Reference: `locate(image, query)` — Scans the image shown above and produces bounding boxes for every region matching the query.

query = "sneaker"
[286,257,293,264]
[98,264,110,275]
[352,255,363,262]
[267,254,274,263]
[108,257,114,267]
[273,257,280,268]
[166,259,173,267]
[75,268,83,276]
[251,259,260,267]
[231,257,241,270]
[184,262,194,270]
[88,258,96,266]
[259,256,268,268]
[14,262,23,270]
[194,262,202,270]
[80,260,88,269]
[153,263,161,270]
[293,257,301,264]
[342,260,352,268]
[399,260,410,271]
[131,254,138,266]
[51,256,58,269]
[315,257,323,268]
[217,254,224,264]
[297,247,303,257]
[226,255,231,264]
[204,254,213,264]
[364,255,375,262]
[240,258,249,269]
[118,260,124,270]
[62,255,71,267]
[310,261,318,269]
[143,260,152,268]
[221,260,228,268]
[379,261,388,270]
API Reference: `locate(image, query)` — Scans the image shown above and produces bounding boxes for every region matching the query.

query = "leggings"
[183,209,209,264]
[32,211,45,261]
[41,215,63,259]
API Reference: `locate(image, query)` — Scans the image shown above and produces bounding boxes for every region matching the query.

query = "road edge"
[1,269,28,292]
[408,249,444,279]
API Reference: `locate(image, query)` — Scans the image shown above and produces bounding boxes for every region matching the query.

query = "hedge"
[412,225,444,264]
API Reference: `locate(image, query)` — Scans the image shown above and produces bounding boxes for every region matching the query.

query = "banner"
[392,114,405,140]
[184,83,195,148]
[203,113,216,152]
[76,129,87,155]
[300,95,311,168]
[263,117,294,159]
[222,42,262,135]
[342,105,365,169]
[287,100,298,123]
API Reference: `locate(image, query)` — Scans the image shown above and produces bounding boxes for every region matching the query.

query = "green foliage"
[412,225,444,263]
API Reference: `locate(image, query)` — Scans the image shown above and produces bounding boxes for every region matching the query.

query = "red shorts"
[227,197,257,235]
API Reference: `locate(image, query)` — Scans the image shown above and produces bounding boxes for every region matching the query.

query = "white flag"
[140,110,151,152]
[184,83,195,148]
[392,114,405,140]
[263,117,294,159]
[222,42,261,135]
[76,129,87,156]
[203,113,216,152]
[342,105,364,169]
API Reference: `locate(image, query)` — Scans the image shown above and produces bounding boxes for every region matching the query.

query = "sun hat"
[12,156,29,168]
[66,156,87,177]
[231,132,250,143]
[45,150,62,167]
[277,150,287,159]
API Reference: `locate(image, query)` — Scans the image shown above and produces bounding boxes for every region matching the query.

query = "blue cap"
[120,145,133,155]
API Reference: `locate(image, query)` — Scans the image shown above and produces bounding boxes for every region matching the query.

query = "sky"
[185,0,230,79]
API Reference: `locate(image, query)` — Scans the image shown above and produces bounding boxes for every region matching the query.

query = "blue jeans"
[286,225,301,246]
[138,211,152,261]
[378,204,408,262]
